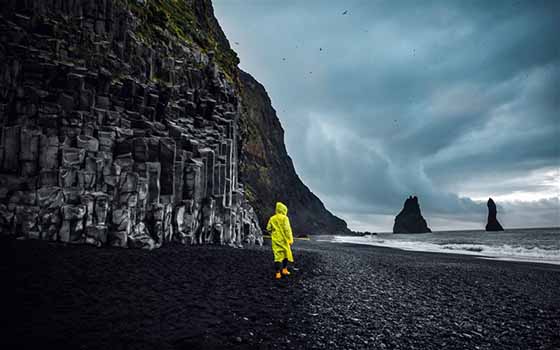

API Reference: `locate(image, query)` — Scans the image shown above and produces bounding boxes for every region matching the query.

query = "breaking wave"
[331,233,560,265]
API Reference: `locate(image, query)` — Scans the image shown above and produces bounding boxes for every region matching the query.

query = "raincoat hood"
[275,202,288,215]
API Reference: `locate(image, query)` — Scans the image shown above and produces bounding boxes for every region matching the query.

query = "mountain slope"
[238,70,350,235]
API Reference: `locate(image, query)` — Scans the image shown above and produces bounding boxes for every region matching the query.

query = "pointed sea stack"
[485,198,504,231]
[393,196,432,233]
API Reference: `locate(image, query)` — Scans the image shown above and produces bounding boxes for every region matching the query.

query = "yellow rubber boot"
[281,268,290,276]
[275,272,282,280]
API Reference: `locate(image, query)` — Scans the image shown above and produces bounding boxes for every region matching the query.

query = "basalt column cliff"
[0,0,263,248]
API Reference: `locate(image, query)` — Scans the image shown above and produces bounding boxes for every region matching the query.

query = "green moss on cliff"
[124,0,239,83]
[244,186,256,203]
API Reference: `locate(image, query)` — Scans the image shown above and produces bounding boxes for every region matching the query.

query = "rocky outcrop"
[238,70,350,235]
[485,198,504,232]
[393,196,431,234]
[0,0,263,248]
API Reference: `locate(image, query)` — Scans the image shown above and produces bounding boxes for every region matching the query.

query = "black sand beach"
[2,237,559,349]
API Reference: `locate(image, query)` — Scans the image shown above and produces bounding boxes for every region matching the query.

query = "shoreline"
[321,233,560,267]
[325,240,560,271]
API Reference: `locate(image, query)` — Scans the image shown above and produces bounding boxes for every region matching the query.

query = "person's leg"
[274,261,282,279]
[281,258,290,275]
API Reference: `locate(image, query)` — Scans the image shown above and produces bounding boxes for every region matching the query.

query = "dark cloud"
[214,0,560,231]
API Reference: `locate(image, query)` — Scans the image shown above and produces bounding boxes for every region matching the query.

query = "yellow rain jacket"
[267,202,294,262]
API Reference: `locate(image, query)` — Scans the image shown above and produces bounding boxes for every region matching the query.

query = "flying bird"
[234,41,239,45]
[342,10,348,15]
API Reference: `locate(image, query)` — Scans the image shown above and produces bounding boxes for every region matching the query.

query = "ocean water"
[331,227,560,265]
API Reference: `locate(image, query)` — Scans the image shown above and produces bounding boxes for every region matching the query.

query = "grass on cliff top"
[124,0,239,83]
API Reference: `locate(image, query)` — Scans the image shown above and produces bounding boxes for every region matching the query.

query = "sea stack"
[485,198,504,231]
[393,196,431,233]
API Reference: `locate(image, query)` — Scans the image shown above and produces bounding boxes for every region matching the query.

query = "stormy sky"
[213,0,560,232]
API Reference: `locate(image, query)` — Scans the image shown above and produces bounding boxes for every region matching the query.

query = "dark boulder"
[393,196,431,233]
[485,198,504,231]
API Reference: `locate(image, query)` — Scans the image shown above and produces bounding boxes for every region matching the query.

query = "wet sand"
[1,237,559,349]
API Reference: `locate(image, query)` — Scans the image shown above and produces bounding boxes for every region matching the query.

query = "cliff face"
[238,70,350,235]
[485,198,504,232]
[393,196,431,234]
[0,0,263,248]
[0,0,349,247]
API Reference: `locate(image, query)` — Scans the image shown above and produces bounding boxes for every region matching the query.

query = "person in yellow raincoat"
[266,202,294,279]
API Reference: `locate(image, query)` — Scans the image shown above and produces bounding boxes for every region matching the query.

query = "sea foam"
[331,230,560,265]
